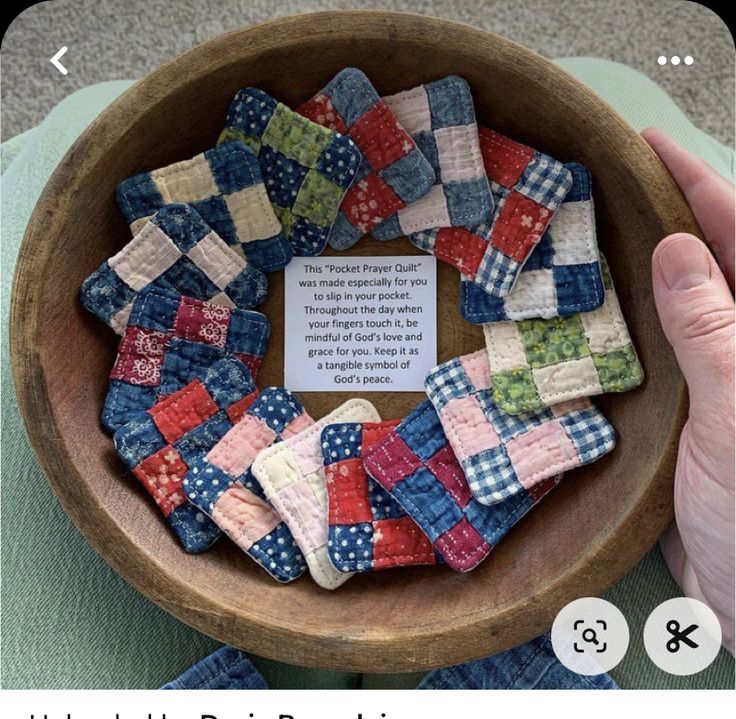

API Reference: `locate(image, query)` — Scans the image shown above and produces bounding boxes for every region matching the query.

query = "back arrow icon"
[50,46,68,75]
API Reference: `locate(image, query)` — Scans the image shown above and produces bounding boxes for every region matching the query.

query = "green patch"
[261,104,332,167]
[491,368,543,414]
[272,204,295,241]
[218,128,261,155]
[518,315,590,369]
[292,170,343,227]
[592,344,644,392]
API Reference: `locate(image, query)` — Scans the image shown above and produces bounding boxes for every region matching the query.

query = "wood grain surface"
[10,11,696,672]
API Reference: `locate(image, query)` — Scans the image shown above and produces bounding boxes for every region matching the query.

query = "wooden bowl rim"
[10,10,689,672]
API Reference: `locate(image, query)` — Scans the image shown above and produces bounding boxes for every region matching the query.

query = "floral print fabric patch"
[321,420,438,572]
[363,400,561,572]
[460,163,604,323]
[411,127,572,298]
[251,399,380,590]
[116,141,290,273]
[425,350,615,506]
[371,76,493,240]
[298,68,436,250]
[102,287,268,433]
[113,357,258,553]
[483,257,644,414]
[219,87,362,256]
[184,387,313,582]
[81,204,267,334]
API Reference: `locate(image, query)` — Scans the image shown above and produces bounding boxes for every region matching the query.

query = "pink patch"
[282,411,315,439]
[206,415,277,477]
[212,484,281,551]
[505,420,579,490]
[440,397,500,461]
[550,397,590,418]
[274,480,326,553]
[425,444,472,508]
[459,350,492,390]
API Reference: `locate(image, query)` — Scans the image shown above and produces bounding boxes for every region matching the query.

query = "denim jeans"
[161,633,617,690]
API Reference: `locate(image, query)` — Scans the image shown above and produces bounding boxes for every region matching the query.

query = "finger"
[642,127,735,291]
[652,233,735,416]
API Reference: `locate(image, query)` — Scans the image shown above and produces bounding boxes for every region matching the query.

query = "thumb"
[652,233,735,415]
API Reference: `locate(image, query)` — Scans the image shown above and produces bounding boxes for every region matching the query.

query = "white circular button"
[657,55,668,66]
[551,597,630,675]
[643,598,722,675]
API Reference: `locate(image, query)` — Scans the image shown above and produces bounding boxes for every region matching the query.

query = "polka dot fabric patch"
[425,349,615,506]
[483,256,645,414]
[372,76,493,240]
[113,357,259,554]
[81,204,268,334]
[322,420,438,572]
[411,127,573,298]
[362,400,561,572]
[297,68,436,250]
[116,141,290,273]
[460,163,604,323]
[218,87,362,256]
[102,287,268,433]
[251,399,380,590]
[183,387,313,582]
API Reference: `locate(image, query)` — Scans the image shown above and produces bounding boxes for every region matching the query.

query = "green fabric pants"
[1,59,733,689]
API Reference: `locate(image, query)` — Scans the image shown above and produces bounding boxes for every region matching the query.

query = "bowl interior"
[12,12,689,671]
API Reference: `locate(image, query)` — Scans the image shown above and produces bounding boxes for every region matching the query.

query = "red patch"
[527,473,561,503]
[426,444,472,508]
[363,432,422,490]
[361,420,401,453]
[434,518,491,572]
[349,101,413,171]
[225,390,260,424]
[133,445,189,517]
[149,379,219,444]
[297,93,348,134]
[479,128,534,188]
[489,192,551,261]
[173,296,230,348]
[371,517,436,569]
[234,352,261,381]
[433,227,487,277]
[110,326,169,386]
[341,173,404,233]
[326,458,373,525]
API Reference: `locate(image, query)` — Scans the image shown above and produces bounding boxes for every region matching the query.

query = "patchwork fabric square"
[460,163,604,323]
[370,76,493,240]
[81,204,268,334]
[218,87,362,256]
[102,287,268,433]
[113,357,259,553]
[322,420,438,572]
[363,400,561,572]
[297,68,436,250]
[425,349,615,506]
[410,127,573,297]
[183,387,313,582]
[252,399,380,590]
[483,257,644,414]
[116,141,290,273]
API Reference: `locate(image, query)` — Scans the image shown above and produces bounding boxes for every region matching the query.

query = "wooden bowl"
[10,11,694,672]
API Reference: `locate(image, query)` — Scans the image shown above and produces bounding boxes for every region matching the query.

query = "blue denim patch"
[552,263,607,314]
[155,256,220,300]
[175,412,233,465]
[223,311,271,357]
[209,142,263,195]
[79,262,136,324]
[115,172,163,224]
[315,134,363,189]
[167,503,222,554]
[326,210,363,251]
[101,381,156,434]
[370,213,402,241]
[225,87,277,137]
[396,401,447,461]
[426,76,475,128]
[189,195,239,246]
[412,130,439,173]
[445,176,494,227]
[161,646,268,690]
[127,285,179,332]
[323,68,378,128]
[288,217,330,255]
[260,145,310,208]
[330,523,374,572]
[377,148,436,203]
[150,204,210,253]
[201,357,257,408]
[158,339,227,397]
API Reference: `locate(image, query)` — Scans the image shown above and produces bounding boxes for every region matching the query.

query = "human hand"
[642,127,735,654]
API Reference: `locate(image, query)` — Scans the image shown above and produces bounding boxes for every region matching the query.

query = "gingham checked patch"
[102,287,268,433]
[322,420,438,572]
[362,400,561,572]
[460,163,604,323]
[116,141,290,273]
[251,399,380,590]
[425,349,615,506]
[81,204,268,334]
[113,357,258,553]
[183,387,313,582]
[297,68,436,250]
[411,127,572,297]
[483,256,644,414]
[371,76,493,240]
[218,87,362,256]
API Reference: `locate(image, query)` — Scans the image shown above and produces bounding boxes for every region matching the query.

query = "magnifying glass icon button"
[582,628,599,645]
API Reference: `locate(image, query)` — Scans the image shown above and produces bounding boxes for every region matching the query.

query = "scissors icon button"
[666,620,699,653]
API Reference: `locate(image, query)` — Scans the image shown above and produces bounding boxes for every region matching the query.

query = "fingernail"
[657,235,712,290]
